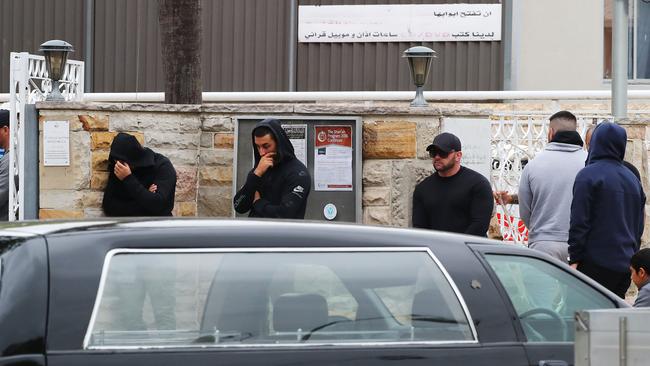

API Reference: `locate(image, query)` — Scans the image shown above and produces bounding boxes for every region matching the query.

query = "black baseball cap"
[426,132,461,153]
[0,109,9,128]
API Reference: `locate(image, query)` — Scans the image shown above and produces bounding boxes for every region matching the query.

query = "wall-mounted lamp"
[39,40,74,101]
[403,46,436,107]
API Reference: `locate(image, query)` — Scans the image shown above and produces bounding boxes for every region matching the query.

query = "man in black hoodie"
[102,133,177,331]
[569,122,645,298]
[234,118,311,219]
[102,132,177,216]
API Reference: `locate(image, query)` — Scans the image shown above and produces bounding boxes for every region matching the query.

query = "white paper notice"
[314,126,353,191]
[442,118,492,180]
[282,124,308,167]
[43,120,70,166]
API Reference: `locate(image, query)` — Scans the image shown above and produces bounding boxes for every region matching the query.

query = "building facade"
[1,0,648,93]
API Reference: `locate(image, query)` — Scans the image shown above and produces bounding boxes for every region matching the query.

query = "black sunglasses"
[429,149,453,158]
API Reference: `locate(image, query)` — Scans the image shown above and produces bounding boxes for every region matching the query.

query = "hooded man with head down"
[568,122,645,298]
[233,118,311,219]
[102,132,177,216]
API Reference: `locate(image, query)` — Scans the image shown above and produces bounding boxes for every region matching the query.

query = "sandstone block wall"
[36,101,650,235]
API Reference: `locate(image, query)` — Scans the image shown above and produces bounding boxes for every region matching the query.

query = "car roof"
[0,218,507,248]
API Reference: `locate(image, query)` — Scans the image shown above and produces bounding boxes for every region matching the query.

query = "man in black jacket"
[102,132,177,331]
[102,132,177,217]
[412,132,493,236]
[234,118,311,219]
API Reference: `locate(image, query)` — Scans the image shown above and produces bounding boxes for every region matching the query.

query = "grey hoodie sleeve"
[0,155,9,219]
[634,285,650,307]
[518,166,532,228]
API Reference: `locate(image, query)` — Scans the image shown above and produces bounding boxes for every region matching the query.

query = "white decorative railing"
[8,52,84,220]
[490,114,608,244]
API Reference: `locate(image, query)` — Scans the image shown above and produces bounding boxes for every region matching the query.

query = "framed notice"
[314,126,353,191]
[282,124,308,167]
[43,120,70,166]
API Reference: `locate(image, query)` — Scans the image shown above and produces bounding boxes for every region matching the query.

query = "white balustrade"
[8,52,84,220]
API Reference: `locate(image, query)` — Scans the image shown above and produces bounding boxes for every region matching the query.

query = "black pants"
[578,261,631,299]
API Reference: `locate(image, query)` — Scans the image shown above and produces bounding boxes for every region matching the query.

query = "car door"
[0,235,48,366]
[49,245,529,366]
[471,244,625,366]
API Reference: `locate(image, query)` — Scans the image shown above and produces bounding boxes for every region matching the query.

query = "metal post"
[8,52,27,221]
[410,85,427,107]
[612,0,628,120]
[23,105,39,220]
[84,0,94,92]
[288,0,297,92]
[503,0,515,90]
[619,316,627,366]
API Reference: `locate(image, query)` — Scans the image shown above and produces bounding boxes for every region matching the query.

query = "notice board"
[234,116,362,222]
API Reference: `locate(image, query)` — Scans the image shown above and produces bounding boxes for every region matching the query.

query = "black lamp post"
[39,40,74,101]
[403,46,436,107]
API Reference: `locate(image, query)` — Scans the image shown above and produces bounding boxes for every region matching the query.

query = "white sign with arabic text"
[299,4,501,43]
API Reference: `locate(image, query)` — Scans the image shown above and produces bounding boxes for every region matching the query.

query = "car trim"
[83,247,479,350]
[0,230,36,237]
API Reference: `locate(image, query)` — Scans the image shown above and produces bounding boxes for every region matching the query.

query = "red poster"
[314,126,353,191]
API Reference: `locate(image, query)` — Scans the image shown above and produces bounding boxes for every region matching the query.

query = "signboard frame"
[233,116,362,223]
[43,120,71,167]
[299,3,502,43]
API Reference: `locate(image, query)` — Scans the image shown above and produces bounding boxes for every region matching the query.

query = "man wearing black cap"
[102,132,177,216]
[412,132,493,236]
[0,110,10,221]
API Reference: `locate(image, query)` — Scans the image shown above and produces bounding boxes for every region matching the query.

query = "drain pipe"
[612,0,628,120]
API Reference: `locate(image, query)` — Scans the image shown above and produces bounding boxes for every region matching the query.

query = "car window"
[85,249,475,349]
[268,264,359,321]
[484,254,616,343]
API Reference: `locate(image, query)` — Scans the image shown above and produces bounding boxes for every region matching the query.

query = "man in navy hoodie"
[568,122,646,298]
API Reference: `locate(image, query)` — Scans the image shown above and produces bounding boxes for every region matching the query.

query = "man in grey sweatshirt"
[518,111,587,262]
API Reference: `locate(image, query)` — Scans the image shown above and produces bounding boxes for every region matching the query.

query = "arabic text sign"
[299,4,501,43]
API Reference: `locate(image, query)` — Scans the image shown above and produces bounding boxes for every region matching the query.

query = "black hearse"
[0,219,627,366]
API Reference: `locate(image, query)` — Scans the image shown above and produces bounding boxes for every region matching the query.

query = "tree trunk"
[158,0,202,104]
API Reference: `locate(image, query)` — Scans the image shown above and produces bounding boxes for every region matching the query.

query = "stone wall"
[36,101,650,234]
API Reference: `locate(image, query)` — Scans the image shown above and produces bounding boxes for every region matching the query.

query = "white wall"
[510,0,605,90]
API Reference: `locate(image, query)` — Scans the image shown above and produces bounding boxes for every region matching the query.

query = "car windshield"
[85,248,475,349]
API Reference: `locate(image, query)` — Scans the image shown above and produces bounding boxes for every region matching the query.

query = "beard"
[434,158,456,173]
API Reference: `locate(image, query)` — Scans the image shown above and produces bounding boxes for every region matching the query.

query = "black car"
[0,219,627,366]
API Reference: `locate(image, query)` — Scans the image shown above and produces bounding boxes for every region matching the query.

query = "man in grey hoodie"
[518,111,587,262]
